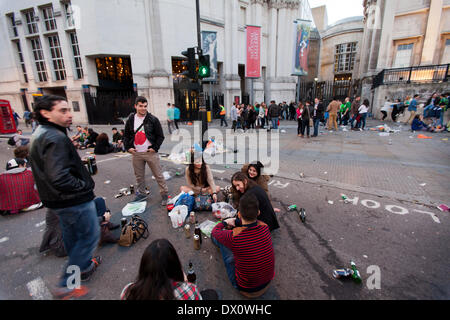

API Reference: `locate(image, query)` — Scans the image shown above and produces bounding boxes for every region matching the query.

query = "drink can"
[332,268,352,279]
[130,185,134,194]
[167,204,174,212]
[184,224,191,238]
[189,212,195,224]
[121,218,127,228]
[193,235,200,250]
[88,156,98,175]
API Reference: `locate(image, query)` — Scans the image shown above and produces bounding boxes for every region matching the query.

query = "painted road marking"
[35,221,45,228]
[268,180,290,189]
[211,169,225,174]
[96,154,131,164]
[0,237,9,243]
[341,194,441,224]
[26,277,53,300]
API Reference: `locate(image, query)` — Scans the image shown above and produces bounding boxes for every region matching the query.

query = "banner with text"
[201,31,218,81]
[246,25,261,78]
[292,20,311,76]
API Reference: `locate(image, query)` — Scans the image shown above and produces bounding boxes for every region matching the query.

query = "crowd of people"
[223,92,449,136]
[226,96,373,136]
[7,94,280,300]
[3,89,448,301]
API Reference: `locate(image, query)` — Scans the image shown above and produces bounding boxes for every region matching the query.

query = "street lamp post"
[196,0,208,150]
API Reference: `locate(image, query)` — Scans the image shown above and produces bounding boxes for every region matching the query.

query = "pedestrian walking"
[219,104,228,127]
[326,97,340,131]
[172,104,180,131]
[406,94,419,124]
[230,102,238,132]
[301,101,312,138]
[29,95,101,299]
[358,99,369,130]
[350,96,361,130]
[340,97,351,125]
[312,98,324,137]
[123,96,169,206]
[166,103,176,134]
[258,103,266,129]
[268,100,281,130]
[296,102,304,136]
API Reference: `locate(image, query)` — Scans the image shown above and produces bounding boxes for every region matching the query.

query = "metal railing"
[372,64,449,88]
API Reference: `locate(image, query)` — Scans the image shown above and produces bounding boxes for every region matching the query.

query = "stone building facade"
[359,0,450,117]
[0,0,314,124]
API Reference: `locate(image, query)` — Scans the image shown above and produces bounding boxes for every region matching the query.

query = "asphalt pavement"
[0,117,449,300]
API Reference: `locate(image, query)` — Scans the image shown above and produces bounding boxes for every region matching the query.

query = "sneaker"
[161,194,169,206]
[132,193,148,202]
[81,256,102,282]
[52,285,89,300]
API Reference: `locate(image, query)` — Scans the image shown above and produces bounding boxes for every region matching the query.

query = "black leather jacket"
[29,121,95,209]
[123,112,165,152]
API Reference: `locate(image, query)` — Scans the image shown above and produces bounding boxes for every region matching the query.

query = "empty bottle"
[194,222,202,244]
[350,261,362,284]
[187,262,196,283]
[299,208,306,223]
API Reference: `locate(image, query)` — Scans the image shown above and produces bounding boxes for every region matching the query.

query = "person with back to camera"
[94,133,115,155]
[211,192,275,298]
[121,239,218,300]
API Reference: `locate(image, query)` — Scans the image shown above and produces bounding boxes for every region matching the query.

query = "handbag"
[118,215,149,247]
[194,193,213,211]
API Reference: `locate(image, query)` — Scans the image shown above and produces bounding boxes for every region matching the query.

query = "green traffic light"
[199,66,208,75]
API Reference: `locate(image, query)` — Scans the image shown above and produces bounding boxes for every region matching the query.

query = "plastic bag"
[199,219,220,238]
[168,205,188,228]
[175,192,195,213]
[122,201,147,217]
[212,202,237,219]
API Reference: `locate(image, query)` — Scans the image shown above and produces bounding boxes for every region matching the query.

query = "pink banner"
[246,26,261,78]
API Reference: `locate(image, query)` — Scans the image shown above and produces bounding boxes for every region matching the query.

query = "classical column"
[224,0,241,109]
[421,0,443,65]
[144,0,173,120]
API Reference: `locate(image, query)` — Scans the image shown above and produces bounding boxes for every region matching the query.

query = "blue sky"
[308,0,364,26]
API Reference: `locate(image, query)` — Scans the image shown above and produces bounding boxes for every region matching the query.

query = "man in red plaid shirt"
[0,158,41,214]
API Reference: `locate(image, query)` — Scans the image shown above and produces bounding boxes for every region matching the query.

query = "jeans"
[313,118,320,136]
[350,115,358,129]
[211,235,238,289]
[359,113,367,129]
[302,119,310,136]
[51,200,100,287]
[220,115,228,127]
[271,118,278,130]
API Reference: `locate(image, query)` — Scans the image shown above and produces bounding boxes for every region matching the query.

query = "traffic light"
[198,54,210,79]
[181,47,196,79]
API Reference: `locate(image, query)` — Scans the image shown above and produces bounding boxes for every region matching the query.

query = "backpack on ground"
[118,215,149,247]
[7,137,15,146]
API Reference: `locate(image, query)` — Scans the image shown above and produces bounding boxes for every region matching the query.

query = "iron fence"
[372,64,450,88]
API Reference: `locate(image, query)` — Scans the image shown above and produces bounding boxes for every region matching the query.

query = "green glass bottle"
[350,261,362,284]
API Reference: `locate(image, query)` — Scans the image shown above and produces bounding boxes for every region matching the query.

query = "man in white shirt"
[123,96,169,205]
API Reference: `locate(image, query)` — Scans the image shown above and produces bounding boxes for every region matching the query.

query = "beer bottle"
[194,222,202,244]
[187,262,196,283]
[350,261,362,284]
[299,208,306,223]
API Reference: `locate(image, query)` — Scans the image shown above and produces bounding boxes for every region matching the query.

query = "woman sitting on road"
[120,239,203,300]
[231,171,280,232]
[94,133,116,155]
[180,152,220,202]
[241,161,270,195]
